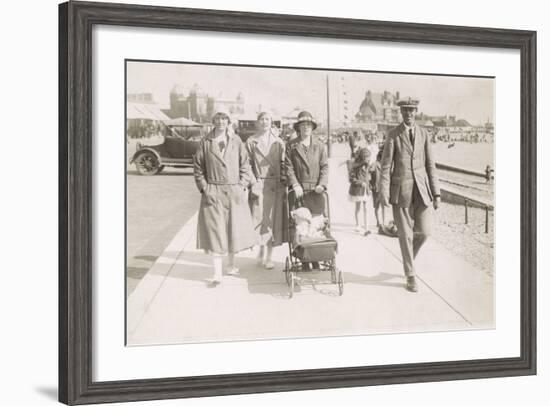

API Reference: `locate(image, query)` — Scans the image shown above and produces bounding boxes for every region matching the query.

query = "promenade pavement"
[127,145,494,346]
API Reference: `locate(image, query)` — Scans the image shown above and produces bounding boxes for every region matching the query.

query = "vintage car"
[131,124,208,175]
[235,115,281,142]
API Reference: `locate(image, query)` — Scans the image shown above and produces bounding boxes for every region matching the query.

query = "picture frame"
[59,1,537,404]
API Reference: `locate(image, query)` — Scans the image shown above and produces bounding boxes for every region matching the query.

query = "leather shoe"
[406,276,418,292]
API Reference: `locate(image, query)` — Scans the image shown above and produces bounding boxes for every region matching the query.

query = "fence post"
[464,199,468,224]
[485,206,489,233]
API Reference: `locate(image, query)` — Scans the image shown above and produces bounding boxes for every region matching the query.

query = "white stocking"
[212,253,223,281]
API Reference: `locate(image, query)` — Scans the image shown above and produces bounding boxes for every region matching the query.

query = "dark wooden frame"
[59,1,537,404]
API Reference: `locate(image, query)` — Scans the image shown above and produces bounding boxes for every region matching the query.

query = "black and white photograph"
[125,60,495,346]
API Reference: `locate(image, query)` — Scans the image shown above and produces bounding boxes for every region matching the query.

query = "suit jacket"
[285,136,329,192]
[380,123,440,207]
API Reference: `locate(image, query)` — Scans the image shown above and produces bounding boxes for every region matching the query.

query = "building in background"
[355,90,402,125]
[424,114,494,143]
[166,83,245,123]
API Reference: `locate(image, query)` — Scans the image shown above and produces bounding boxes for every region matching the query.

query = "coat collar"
[289,136,316,169]
[249,130,276,157]
[206,128,239,166]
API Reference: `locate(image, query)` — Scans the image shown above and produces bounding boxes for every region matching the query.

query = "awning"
[164,116,202,126]
[127,102,170,121]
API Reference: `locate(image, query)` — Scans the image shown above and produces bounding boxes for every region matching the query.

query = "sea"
[432,142,495,173]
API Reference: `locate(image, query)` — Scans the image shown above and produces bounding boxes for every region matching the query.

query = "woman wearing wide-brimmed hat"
[246,112,288,269]
[285,111,329,211]
[285,111,329,268]
[194,109,257,284]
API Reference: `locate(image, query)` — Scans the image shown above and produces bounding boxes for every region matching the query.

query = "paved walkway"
[127,152,494,346]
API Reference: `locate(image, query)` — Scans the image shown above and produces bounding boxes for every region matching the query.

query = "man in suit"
[285,111,329,269]
[380,98,441,292]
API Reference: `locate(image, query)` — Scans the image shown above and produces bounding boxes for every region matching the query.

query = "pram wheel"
[338,270,344,296]
[289,272,295,298]
[330,259,337,284]
[285,257,291,286]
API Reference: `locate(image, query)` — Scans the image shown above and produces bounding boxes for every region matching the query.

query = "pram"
[284,190,343,298]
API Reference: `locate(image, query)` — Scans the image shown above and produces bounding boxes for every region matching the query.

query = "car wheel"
[135,151,161,175]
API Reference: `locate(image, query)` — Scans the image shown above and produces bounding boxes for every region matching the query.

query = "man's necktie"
[409,128,414,145]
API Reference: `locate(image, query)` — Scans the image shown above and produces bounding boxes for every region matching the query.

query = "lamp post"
[326,74,331,158]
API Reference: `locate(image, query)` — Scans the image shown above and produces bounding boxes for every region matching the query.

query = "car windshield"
[166,126,204,140]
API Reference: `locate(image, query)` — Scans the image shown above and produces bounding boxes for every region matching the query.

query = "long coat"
[246,131,288,246]
[285,137,329,216]
[194,130,257,254]
[380,123,440,207]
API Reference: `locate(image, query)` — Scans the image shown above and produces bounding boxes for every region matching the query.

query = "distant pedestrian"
[370,148,387,232]
[365,132,379,166]
[485,164,494,184]
[349,131,362,158]
[194,109,257,285]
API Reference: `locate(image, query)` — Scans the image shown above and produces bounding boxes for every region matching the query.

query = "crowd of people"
[193,97,441,293]
[127,122,163,139]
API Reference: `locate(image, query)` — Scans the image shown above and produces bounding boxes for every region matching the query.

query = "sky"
[127,60,494,126]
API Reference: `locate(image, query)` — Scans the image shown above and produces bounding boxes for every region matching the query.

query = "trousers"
[392,183,432,277]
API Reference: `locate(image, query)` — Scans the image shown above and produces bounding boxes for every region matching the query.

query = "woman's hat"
[256,111,273,121]
[293,111,317,131]
[212,107,232,123]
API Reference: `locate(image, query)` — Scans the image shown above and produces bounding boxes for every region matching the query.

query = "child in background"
[370,148,387,233]
[348,147,372,235]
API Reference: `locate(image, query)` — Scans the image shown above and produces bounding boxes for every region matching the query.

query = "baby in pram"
[291,207,329,244]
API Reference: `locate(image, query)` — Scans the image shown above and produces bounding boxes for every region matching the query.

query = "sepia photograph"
[125,60,495,346]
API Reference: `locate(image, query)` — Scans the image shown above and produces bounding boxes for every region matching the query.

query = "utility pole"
[326,74,331,158]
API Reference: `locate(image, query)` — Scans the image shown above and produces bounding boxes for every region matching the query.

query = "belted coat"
[193,130,257,254]
[285,136,329,216]
[380,123,440,208]
[246,131,288,246]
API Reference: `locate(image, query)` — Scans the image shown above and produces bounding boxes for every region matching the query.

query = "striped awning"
[165,116,201,126]
[127,102,170,121]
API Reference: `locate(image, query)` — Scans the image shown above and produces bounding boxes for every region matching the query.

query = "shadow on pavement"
[159,251,295,297]
[133,254,159,262]
[342,271,405,289]
[126,170,194,177]
[127,266,150,279]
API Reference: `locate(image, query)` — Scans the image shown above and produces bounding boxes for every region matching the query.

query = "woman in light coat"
[246,112,288,269]
[194,110,257,284]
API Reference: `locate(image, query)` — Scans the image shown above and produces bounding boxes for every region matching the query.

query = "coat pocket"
[202,184,216,206]
[250,180,263,199]
[231,184,246,205]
